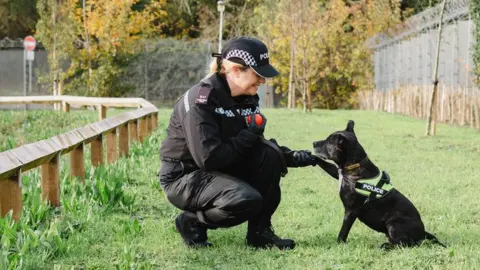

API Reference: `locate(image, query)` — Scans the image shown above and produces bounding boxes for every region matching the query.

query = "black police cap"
[212,37,279,78]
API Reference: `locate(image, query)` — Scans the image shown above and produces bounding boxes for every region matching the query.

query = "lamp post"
[217,0,225,53]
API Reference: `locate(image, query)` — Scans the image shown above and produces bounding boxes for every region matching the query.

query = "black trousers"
[159,143,283,229]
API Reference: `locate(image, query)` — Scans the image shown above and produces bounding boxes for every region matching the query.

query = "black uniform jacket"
[159,73,263,172]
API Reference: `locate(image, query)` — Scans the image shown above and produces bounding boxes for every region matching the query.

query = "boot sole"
[175,216,213,248]
[246,240,295,250]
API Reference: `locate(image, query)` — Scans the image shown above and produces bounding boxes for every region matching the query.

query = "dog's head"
[313,120,365,167]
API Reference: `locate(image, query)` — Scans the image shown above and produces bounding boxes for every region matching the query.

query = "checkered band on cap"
[225,49,257,67]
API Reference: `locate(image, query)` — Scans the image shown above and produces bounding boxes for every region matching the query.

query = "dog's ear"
[345,120,355,134]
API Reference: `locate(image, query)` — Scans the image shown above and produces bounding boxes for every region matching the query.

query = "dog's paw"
[380,242,394,251]
[336,238,347,244]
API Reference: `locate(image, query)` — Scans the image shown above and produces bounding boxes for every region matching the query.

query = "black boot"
[246,222,295,250]
[175,212,213,248]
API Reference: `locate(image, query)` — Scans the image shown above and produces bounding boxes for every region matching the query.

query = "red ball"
[247,114,263,125]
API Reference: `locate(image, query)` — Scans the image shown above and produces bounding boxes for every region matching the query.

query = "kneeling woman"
[159,37,317,250]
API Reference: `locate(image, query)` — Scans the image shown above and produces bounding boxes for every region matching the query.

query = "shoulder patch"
[195,87,212,105]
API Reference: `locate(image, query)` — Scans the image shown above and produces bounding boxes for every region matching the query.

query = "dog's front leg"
[313,157,339,179]
[337,210,358,243]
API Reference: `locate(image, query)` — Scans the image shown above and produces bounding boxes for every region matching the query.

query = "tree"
[0,0,38,38]
[400,0,442,15]
[252,0,402,109]
[36,0,168,97]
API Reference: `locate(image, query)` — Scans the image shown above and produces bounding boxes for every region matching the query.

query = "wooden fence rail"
[0,96,159,221]
[357,86,480,130]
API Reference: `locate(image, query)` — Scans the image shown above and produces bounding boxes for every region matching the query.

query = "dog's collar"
[344,156,369,171]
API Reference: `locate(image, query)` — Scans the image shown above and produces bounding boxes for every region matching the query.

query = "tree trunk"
[426,0,447,136]
[307,82,312,112]
[302,62,307,113]
[287,1,296,109]
[83,0,92,87]
[52,0,58,111]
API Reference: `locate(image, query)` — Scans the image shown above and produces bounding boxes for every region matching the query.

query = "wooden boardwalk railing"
[0,96,159,221]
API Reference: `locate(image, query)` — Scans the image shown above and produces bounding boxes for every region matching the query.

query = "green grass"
[2,109,480,269]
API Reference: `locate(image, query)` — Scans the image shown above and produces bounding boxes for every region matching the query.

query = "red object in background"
[24,36,36,51]
[246,114,264,125]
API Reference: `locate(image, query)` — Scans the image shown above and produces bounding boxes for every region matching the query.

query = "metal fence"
[0,38,274,109]
[368,0,476,90]
[360,0,480,129]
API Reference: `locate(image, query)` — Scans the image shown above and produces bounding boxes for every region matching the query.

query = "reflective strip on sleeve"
[184,90,190,112]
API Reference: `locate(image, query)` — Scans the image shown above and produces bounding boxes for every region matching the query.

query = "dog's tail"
[424,231,447,248]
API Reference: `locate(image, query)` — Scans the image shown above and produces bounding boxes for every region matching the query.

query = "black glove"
[246,113,267,135]
[285,150,317,167]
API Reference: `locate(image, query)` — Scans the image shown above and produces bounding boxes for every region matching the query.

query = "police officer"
[159,37,323,250]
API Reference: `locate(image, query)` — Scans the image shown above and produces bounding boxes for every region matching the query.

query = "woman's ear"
[230,66,239,78]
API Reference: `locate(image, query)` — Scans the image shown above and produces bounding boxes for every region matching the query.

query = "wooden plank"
[0,150,23,181]
[70,143,85,182]
[0,96,157,109]
[88,119,116,135]
[0,96,63,104]
[11,139,62,172]
[0,172,22,221]
[75,125,100,145]
[51,130,83,155]
[41,154,60,206]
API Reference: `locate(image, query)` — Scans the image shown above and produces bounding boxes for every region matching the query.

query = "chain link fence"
[0,38,50,109]
[361,0,480,128]
[367,0,475,90]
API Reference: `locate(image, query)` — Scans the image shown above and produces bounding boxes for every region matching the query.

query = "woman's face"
[229,66,266,96]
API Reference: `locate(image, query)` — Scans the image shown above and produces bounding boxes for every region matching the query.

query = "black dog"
[312,120,446,249]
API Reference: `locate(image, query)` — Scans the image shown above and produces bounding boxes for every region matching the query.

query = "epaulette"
[194,82,215,105]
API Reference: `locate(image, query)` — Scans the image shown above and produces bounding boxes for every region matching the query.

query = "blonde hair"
[205,58,248,78]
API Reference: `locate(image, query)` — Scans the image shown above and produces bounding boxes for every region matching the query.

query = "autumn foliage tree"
[253,0,402,109]
[36,0,168,97]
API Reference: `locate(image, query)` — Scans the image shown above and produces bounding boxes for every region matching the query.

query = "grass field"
[1,109,480,269]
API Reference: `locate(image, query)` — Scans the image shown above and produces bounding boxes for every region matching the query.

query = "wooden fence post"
[138,117,147,142]
[129,120,138,143]
[0,171,23,221]
[70,143,85,183]
[63,102,70,113]
[152,113,158,129]
[146,115,153,134]
[98,105,107,120]
[41,154,60,206]
[107,129,117,164]
[472,97,480,129]
[91,135,103,167]
[118,124,129,158]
